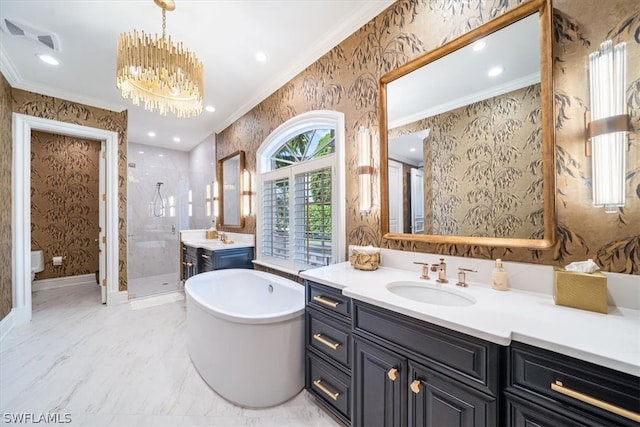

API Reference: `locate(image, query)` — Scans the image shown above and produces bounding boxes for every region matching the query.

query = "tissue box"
[554,269,608,314]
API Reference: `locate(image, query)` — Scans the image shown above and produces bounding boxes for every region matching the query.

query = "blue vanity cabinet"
[304,280,352,426]
[505,342,640,427]
[211,247,254,270]
[183,245,254,279]
[352,301,501,427]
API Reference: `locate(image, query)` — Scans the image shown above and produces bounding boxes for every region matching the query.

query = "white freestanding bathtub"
[185,269,305,408]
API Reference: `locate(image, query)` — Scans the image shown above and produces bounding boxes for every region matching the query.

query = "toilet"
[31,250,44,281]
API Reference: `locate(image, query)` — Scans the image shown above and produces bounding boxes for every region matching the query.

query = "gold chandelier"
[116,0,203,118]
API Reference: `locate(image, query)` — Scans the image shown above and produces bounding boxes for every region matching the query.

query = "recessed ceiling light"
[488,66,504,77]
[255,52,267,62]
[409,148,416,152]
[173,137,181,142]
[473,40,486,51]
[36,54,59,65]
[205,105,215,113]
[147,131,156,137]
[159,154,164,157]
[138,151,144,154]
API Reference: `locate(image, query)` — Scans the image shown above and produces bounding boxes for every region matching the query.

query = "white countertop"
[182,239,254,251]
[300,262,640,377]
[180,230,255,251]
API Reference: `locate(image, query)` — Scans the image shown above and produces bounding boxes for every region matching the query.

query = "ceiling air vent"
[1,18,60,51]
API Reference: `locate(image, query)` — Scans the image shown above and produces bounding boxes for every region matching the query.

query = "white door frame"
[387,159,403,233]
[11,113,122,325]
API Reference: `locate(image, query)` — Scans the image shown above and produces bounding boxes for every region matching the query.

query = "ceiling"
[0,0,394,151]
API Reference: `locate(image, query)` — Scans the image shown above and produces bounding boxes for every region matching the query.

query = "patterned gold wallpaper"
[389,84,543,239]
[31,131,101,280]
[217,0,639,275]
[1,75,12,319]
[11,88,129,291]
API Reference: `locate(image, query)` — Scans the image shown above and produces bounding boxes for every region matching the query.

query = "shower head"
[156,182,164,188]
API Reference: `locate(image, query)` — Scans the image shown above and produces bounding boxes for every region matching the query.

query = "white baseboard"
[0,310,15,342]
[108,290,129,305]
[32,273,97,292]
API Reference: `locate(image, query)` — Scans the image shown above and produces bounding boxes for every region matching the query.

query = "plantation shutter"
[294,167,332,267]
[262,177,290,260]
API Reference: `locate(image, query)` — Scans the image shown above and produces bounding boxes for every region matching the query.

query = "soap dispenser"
[491,259,509,291]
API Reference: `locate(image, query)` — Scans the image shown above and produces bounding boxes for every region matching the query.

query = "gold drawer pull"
[410,379,422,394]
[551,381,640,422]
[313,333,340,350]
[185,262,193,267]
[313,295,340,308]
[313,379,340,401]
[201,254,210,259]
[387,367,398,381]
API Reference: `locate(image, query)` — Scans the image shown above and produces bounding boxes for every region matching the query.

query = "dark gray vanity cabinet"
[182,245,200,280]
[305,280,353,425]
[353,337,407,426]
[352,301,501,427]
[505,342,640,427]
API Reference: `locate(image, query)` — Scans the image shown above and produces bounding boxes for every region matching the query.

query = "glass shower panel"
[127,143,190,298]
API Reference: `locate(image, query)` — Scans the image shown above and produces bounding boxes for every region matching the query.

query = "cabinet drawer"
[505,390,598,427]
[306,308,351,369]
[510,342,640,426]
[353,301,500,395]
[306,281,351,320]
[306,352,351,423]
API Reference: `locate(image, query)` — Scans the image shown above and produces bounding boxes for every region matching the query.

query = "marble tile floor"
[0,284,340,426]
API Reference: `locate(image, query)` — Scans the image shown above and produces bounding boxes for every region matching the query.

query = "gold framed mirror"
[218,150,245,228]
[380,0,555,249]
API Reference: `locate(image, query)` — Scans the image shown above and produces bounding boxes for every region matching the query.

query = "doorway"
[11,114,121,325]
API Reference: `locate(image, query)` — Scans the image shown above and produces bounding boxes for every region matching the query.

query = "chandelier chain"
[162,7,166,39]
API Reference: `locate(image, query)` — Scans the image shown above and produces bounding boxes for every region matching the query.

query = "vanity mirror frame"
[217,150,245,229]
[379,0,555,249]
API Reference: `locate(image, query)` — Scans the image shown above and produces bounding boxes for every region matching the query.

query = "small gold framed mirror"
[218,150,245,228]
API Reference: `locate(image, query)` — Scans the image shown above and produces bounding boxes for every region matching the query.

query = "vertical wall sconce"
[242,170,252,216]
[213,180,219,219]
[587,40,629,213]
[357,126,373,213]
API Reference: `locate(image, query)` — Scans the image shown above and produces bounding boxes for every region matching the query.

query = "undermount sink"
[386,281,476,307]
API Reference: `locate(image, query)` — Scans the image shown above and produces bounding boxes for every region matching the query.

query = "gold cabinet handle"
[551,381,640,422]
[186,262,193,267]
[410,379,423,394]
[387,367,399,381]
[313,379,340,401]
[313,295,340,308]
[201,254,210,259]
[313,333,340,350]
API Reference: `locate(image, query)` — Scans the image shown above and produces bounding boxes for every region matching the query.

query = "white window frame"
[256,110,346,275]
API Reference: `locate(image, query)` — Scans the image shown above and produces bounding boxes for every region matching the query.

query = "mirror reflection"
[218,150,245,228]
[381,2,555,248]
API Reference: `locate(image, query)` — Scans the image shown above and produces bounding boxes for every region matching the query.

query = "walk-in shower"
[127,145,189,298]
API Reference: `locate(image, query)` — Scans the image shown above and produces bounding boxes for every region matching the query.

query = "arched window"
[256,111,345,274]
